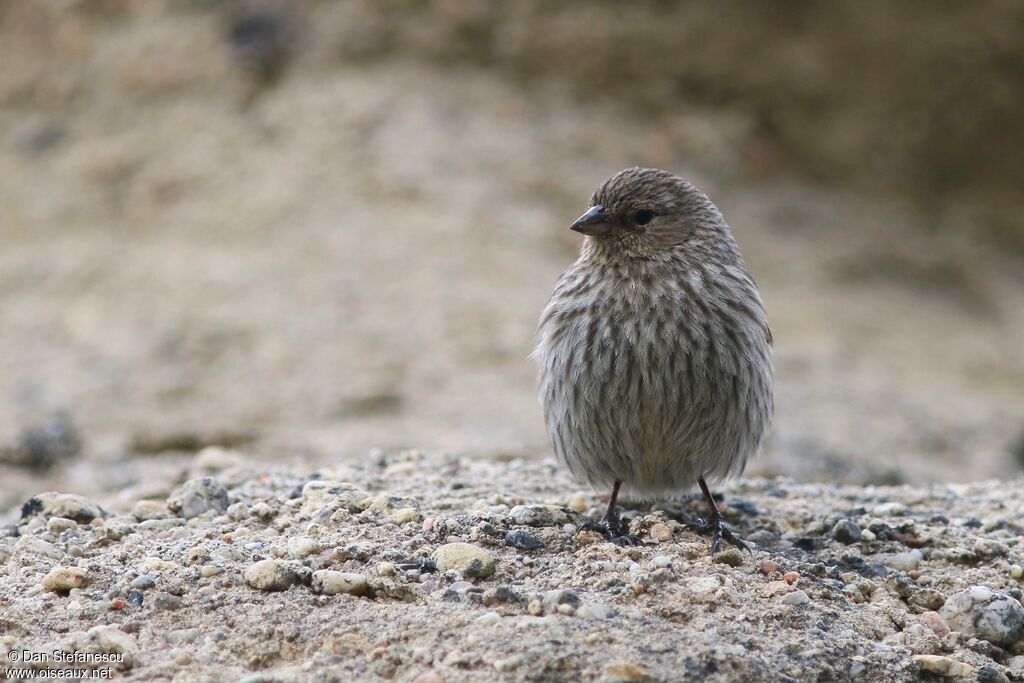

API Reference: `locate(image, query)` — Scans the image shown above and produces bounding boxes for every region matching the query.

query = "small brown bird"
[533,167,773,551]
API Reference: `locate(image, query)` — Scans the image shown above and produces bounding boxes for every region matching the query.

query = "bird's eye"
[632,209,654,226]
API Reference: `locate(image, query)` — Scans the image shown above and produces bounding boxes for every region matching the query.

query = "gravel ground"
[2,448,1024,682]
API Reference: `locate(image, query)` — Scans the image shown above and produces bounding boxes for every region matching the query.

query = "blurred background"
[2,0,1024,515]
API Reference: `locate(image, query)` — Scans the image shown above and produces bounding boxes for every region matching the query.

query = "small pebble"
[543,589,581,615]
[411,673,443,683]
[182,547,210,566]
[976,665,1011,683]
[650,555,672,569]
[761,581,790,598]
[974,538,1009,558]
[21,492,104,524]
[912,655,973,678]
[882,549,923,572]
[42,566,87,594]
[474,611,501,626]
[713,548,744,567]
[780,589,810,606]
[686,576,724,602]
[494,655,524,672]
[577,602,617,619]
[832,519,862,544]
[432,543,495,578]
[759,559,780,575]
[649,523,672,542]
[604,661,651,682]
[311,570,369,596]
[505,530,544,551]
[244,559,299,592]
[151,592,183,610]
[288,537,322,559]
[872,502,908,517]
[130,574,156,590]
[507,505,571,527]
[87,625,137,664]
[746,530,778,546]
[167,478,230,519]
[783,571,799,585]
[192,446,243,471]
[46,517,76,533]
[132,500,172,521]
[918,611,951,636]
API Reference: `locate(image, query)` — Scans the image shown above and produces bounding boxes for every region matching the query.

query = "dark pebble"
[832,519,862,544]
[477,522,503,538]
[505,530,544,550]
[130,575,156,590]
[977,664,1010,683]
[793,536,826,552]
[483,586,523,606]
[728,499,760,516]
[152,592,183,611]
[127,590,144,607]
[745,529,778,547]
[867,522,894,539]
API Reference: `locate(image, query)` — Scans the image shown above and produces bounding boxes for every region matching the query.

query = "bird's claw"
[691,514,751,554]
[396,558,437,573]
[577,515,642,546]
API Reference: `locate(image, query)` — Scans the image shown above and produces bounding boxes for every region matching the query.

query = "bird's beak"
[570,204,612,236]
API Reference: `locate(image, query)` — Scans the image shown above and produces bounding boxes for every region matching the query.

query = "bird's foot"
[690,513,751,554]
[396,558,437,573]
[578,513,642,546]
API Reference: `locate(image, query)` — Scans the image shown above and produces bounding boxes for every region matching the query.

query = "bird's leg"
[692,476,751,554]
[577,481,642,546]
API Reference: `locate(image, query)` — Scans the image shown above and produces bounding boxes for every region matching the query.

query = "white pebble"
[311,570,369,596]
[968,585,994,602]
[650,555,672,569]
[475,611,501,626]
[781,590,811,606]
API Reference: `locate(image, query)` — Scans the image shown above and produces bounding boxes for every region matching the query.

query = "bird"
[532,167,773,552]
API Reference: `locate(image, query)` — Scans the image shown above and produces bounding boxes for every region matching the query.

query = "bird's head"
[570,167,733,258]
